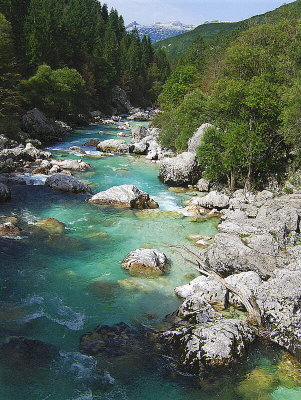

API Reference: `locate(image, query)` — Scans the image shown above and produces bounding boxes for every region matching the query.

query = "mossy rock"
[276,353,301,388]
[36,218,65,235]
[236,368,277,399]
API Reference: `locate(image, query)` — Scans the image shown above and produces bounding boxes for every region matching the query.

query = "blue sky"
[104,0,295,25]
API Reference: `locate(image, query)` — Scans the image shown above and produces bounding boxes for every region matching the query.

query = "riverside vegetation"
[1,1,301,400]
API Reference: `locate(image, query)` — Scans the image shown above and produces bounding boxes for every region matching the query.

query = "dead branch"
[167,244,262,327]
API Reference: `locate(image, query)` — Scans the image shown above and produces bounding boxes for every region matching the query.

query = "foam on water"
[16,173,48,185]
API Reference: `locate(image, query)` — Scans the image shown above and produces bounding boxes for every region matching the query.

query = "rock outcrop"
[21,108,66,144]
[188,123,213,152]
[88,184,159,209]
[121,248,168,276]
[159,152,200,186]
[160,299,255,373]
[110,86,132,114]
[46,174,92,194]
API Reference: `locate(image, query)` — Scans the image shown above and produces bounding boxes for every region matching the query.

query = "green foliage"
[158,65,199,110]
[19,65,88,119]
[157,89,207,151]
[281,76,301,164]
[0,13,22,137]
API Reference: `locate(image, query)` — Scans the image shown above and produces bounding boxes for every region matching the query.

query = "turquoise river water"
[0,122,300,400]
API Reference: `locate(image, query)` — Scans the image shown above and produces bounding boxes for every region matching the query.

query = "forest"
[155,1,301,190]
[0,0,170,136]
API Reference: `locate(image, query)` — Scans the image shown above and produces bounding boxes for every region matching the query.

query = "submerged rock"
[0,221,21,236]
[36,217,65,235]
[0,336,58,369]
[46,173,92,194]
[80,322,141,357]
[0,183,11,202]
[121,248,168,276]
[159,152,200,186]
[84,138,101,147]
[68,146,86,154]
[88,184,159,209]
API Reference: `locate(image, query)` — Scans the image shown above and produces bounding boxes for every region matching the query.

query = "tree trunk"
[244,164,253,192]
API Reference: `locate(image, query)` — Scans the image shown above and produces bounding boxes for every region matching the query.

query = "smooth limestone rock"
[175,276,227,310]
[0,183,11,202]
[88,185,159,209]
[225,271,263,309]
[46,174,92,194]
[36,218,65,235]
[190,191,230,210]
[97,139,130,153]
[121,248,168,276]
[159,152,200,186]
[188,123,213,152]
[51,159,91,171]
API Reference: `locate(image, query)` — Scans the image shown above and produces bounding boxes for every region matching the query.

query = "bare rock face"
[188,123,213,152]
[88,184,159,209]
[131,126,149,142]
[160,298,255,374]
[159,152,200,186]
[111,85,132,113]
[256,269,301,358]
[121,248,168,276]
[46,174,92,194]
[0,183,11,202]
[96,139,130,153]
[21,108,66,144]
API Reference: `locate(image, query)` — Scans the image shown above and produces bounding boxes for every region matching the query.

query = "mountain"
[126,21,196,43]
[154,0,301,64]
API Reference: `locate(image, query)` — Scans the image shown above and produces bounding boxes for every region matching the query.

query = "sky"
[103,0,295,26]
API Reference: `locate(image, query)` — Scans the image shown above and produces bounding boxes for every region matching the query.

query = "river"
[0,122,300,400]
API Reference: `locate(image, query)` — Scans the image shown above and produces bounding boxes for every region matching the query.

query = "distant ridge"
[154,0,301,63]
[126,21,196,43]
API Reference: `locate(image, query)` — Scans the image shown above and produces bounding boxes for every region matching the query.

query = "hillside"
[155,0,301,64]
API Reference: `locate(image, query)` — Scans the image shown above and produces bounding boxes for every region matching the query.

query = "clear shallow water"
[0,123,300,400]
